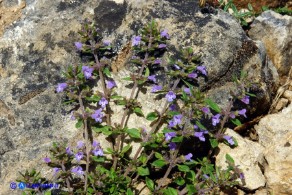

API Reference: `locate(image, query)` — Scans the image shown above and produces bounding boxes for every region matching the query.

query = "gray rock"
[255,103,292,194]
[249,10,292,77]
[0,0,279,193]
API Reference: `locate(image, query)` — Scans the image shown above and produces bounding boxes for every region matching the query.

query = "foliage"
[17,20,252,194]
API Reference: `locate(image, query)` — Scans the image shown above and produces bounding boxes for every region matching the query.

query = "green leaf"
[186,170,196,182]
[105,148,114,154]
[93,125,112,136]
[226,154,235,164]
[92,156,105,163]
[122,77,132,81]
[75,119,83,129]
[137,167,149,176]
[174,176,185,186]
[85,94,101,102]
[146,112,158,121]
[164,187,178,195]
[144,67,150,77]
[209,138,219,148]
[121,144,132,155]
[103,67,111,77]
[177,165,190,172]
[186,184,196,194]
[87,187,94,193]
[126,128,141,139]
[247,3,253,11]
[245,92,256,97]
[126,189,134,195]
[231,118,242,126]
[44,191,51,195]
[172,136,183,143]
[139,154,147,165]
[146,177,155,191]
[195,121,206,130]
[155,152,163,159]
[205,99,221,113]
[134,107,144,117]
[152,159,167,168]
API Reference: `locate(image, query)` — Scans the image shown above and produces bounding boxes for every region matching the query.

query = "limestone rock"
[249,11,292,76]
[255,103,292,194]
[216,129,266,190]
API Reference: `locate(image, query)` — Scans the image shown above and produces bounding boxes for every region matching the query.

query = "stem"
[123,78,181,177]
[78,93,90,193]
[61,161,71,192]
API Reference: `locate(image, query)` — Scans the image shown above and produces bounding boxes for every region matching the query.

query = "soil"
[0,0,26,36]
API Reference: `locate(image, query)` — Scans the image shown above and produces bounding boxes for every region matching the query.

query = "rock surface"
[216,128,266,190]
[255,103,292,194]
[0,0,279,194]
[249,10,292,77]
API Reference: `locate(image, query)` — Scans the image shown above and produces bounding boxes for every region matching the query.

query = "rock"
[0,0,279,194]
[283,90,292,102]
[216,128,266,190]
[255,103,292,194]
[249,11,292,77]
[275,97,289,111]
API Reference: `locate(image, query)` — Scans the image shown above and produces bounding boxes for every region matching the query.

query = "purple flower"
[238,109,247,118]
[53,167,61,174]
[71,166,84,175]
[202,107,210,114]
[76,141,84,149]
[56,83,67,93]
[43,157,51,163]
[106,80,116,89]
[229,112,236,119]
[196,66,207,76]
[241,95,250,105]
[74,42,83,50]
[203,174,209,179]
[148,75,157,83]
[194,125,198,130]
[91,109,104,123]
[92,148,104,156]
[184,88,191,95]
[173,114,183,125]
[188,72,198,79]
[169,104,177,111]
[70,111,76,120]
[132,36,141,46]
[223,135,234,145]
[166,91,176,102]
[160,30,170,39]
[103,40,111,46]
[185,153,193,161]
[99,97,108,108]
[92,140,99,148]
[66,147,74,156]
[82,66,94,79]
[154,59,162,64]
[173,64,181,70]
[75,151,84,161]
[151,85,162,93]
[240,173,245,179]
[158,44,167,49]
[212,114,221,126]
[165,132,176,141]
[169,142,177,150]
[194,132,206,142]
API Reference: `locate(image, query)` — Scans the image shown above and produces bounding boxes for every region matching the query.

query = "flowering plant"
[18,20,252,195]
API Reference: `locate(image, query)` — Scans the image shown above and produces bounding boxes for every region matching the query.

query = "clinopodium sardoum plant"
[18,20,252,195]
